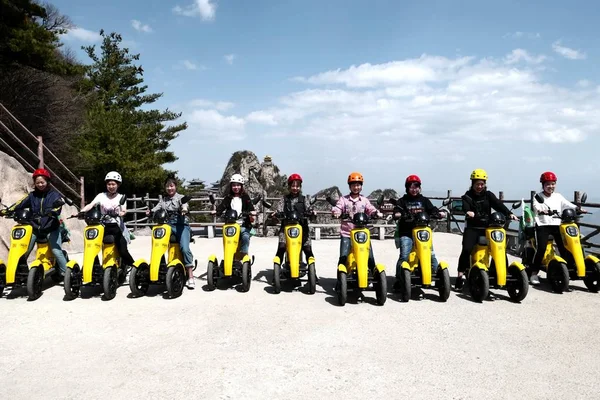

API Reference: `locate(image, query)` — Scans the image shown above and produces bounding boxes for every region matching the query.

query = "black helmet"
[414,212,430,227]
[14,209,32,223]
[489,212,506,227]
[224,208,239,223]
[352,212,369,227]
[561,208,577,222]
[153,209,168,224]
[85,208,102,225]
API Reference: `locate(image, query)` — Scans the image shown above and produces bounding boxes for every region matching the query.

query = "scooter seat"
[103,235,115,244]
[478,237,489,246]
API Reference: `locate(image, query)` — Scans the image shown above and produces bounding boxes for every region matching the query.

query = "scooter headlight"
[287,227,300,238]
[225,226,237,237]
[491,230,504,242]
[565,226,579,237]
[417,230,430,242]
[153,228,166,239]
[12,228,26,240]
[86,228,99,240]
[354,231,368,244]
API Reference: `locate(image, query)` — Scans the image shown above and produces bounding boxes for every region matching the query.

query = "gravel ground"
[0,233,599,400]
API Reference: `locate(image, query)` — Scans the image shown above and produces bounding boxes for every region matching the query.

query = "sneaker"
[187,277,195,289]
[455,274,466,291]
[529,273,540,286]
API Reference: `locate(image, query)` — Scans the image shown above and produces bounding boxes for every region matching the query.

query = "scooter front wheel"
[398,269,412,302]
[129,264,150,297]
[166,265,185,298]
[468,268,489,302]
[583,261,600,293]
[337,272,347,306]
[27,266,44,301]
[507,266,529,302]
[548,261,569,293]
[272,263,281,294]
[437,268,451,302]
[374,270,387,306]
[241,262,251,292]
[64,266,81,300]
[103,267,118,300]
[206,261,217,291]
[307,263,317,295]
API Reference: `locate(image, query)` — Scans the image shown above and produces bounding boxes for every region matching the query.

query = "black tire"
[64,266,81,300]
[241,262,251,292]
[337,271,347,306]
[548,261,569,293]
[166,265,185,298]
[374,270,387,305]
[103,267,118,300]
[129,264,149,297]
[583,261,600,293]
[468,268,489,302]
[206,261,217,291]
[437,268,451,302]
[27,266,44,301]
[272,263,281,294]
[507,267,529,302]
[398,268,412,302]
[307,263,317,295]
[0,263,6,297]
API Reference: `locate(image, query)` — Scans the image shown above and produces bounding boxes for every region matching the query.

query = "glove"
[385,214,393,222]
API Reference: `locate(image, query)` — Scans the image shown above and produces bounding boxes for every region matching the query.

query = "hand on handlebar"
[466,211,475,218]
[509,214,519,221]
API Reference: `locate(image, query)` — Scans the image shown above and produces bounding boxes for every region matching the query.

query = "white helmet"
[230,173,244,185]
[105,171,122,183]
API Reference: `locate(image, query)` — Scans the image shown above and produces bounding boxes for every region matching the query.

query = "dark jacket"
[278,194,310,229]
[393,194,439,236]
[462,189,512,229]
[216,193,255,228]
[11,188,63,235]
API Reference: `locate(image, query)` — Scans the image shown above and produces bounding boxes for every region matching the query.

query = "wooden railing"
[123,190,600,256]
[0,103,85,207]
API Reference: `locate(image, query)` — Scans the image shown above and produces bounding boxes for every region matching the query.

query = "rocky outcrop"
[0,151,86,260]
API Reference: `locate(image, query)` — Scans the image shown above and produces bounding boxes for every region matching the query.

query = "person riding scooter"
[529,171,586,286]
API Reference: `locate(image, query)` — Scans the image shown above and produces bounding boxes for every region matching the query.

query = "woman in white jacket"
[530,171,586,285]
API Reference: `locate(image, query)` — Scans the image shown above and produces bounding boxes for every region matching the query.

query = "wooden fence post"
[574,191,581,204]
[79,176,85,209]
[446,189,452,232]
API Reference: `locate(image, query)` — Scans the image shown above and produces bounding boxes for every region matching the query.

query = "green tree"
[76,31,187,197]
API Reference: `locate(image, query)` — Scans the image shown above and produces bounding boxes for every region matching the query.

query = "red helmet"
[540,171,557,183]
[32,168,51,181]
[288,173,303,185]
[405,174,421,187]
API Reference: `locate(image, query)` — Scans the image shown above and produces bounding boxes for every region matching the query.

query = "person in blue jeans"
[392,175,445,291]
[211,174,257,255]
[147,175,195,288]
[1,168,68,277]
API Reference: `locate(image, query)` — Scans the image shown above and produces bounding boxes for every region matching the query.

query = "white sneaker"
[530,273,540,286]
[187,277,195,289]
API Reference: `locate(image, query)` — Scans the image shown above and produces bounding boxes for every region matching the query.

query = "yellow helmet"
[470,169,488,181]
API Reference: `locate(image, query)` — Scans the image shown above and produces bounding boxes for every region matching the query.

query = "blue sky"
[55,0,600,200]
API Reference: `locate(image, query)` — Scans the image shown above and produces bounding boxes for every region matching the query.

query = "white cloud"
[189,99,235,111]
[179,60,206,71]
[173,0,216,21]
[187,109,246,141]
[246,111,278,126]
[131,20,152,33]
[224,54,236,65]
[552,41,586,60]
[577,79,591,88]
[61,27,100,42]
[503,32,541,39]
[504,49,546,65]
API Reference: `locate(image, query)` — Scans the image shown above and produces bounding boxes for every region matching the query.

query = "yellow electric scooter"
[390,199,451,302]
[521,193,599,293]
[0,198,68,300]
[270,195,318,294]
[206,194,262,292]
[457,200,529,302]
[63,195,128,300]
[327,196,387,306]
[129,195,194,299]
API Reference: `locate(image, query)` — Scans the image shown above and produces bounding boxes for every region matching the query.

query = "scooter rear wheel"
[337,271,347,306]
[64,265,81,300]
[548,261,569,293]
[103,267,118,300]
[307,263,317,295]
[398,269,412,302]
[507,266,529,302]
[129,264,149,297]
[27,266,44,301]
[241,262,251,292]
[468,268,489,302]
[206,261,217,291]
[374,270,387,306]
